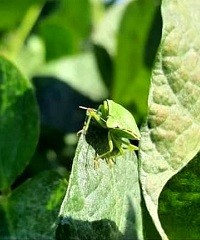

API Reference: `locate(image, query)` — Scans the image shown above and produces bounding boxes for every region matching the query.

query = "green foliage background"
[0,0,200,240]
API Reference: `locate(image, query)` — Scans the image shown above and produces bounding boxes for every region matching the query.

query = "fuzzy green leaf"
[113,0,159,119]
[0,56,39,190]
[38,0,91,60]
[139,1,200,239]
[57,129,143,240]
[0,171,66,239]
[159,152,200,239]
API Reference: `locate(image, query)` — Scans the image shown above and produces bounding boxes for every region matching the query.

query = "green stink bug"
[80,99,141,165]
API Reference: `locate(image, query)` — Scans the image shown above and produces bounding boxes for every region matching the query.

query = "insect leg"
[120,138,139,150]
[79,107,99,134]
[83,111,93,133]
[110,132,124,155]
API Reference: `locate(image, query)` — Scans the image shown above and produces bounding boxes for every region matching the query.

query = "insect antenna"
[79,106,97,112]
[79,106,88,110]
[79,106,106,123]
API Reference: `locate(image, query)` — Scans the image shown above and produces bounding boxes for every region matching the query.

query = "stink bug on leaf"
[79,99,141,166]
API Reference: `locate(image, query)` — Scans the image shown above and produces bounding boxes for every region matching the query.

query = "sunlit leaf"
[139,1,200,239]
[57,132,143,240]
[113,0,159,120]
[38,52,108,101]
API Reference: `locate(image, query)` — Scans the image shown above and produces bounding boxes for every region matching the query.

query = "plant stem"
[9,3,44,60]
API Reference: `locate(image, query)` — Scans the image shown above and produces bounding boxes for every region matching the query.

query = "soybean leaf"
[38,52,108,101]
[0,56,39,190]
[113,0,160,120]
[92,1,131,57]
[38,0,91,60]
[57,0,91,42]
[57,128,143,240]
[159,152,200,239]
[0,171,66,239]
[38,18,75,60]
[139,1,200,239]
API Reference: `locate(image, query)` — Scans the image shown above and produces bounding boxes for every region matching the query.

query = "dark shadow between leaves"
[141,195,161,240]
[122,197,140,240]
[33,76,97,134]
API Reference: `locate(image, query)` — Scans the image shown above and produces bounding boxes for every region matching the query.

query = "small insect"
[79,99,141,166]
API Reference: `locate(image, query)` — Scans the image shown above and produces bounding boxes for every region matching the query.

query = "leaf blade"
[0,171,66,239]
[139,0,200,239]
[0,56,39,190]
[57,133,143,240]
[113,0,158,118]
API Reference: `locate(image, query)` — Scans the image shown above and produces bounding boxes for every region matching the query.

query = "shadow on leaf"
[56,198,141,240]
[56,217,123,240]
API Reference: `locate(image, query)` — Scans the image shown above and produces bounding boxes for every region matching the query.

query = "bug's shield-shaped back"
[106,100,141,140]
